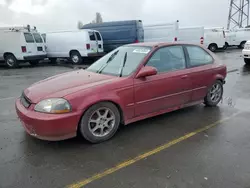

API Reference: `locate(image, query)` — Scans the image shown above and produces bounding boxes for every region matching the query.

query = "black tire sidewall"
[204,80,223,107]
[70,52,82,64]
[244,58,250,64]
[5,54,18,68]
[209,44,217,52]
[79,102,120,143]
[240,41,246,49]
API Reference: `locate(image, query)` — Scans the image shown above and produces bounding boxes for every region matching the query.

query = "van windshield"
[87,46,152,77]
[24,33,35,43]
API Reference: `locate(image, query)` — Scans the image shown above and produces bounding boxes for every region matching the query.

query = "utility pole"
[227,0,250,29]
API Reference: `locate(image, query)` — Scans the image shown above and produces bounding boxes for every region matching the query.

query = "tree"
[91,12,103,24]
[77,21,83,29]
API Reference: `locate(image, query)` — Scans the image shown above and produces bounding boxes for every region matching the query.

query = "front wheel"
[244,58,250,65]
[239,41,246,49]
[79,102,120,143]
[204,80,223,107]
[208,44,217,52]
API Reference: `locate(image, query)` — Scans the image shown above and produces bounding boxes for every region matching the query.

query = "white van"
[204,27,226,52]
[44,30,105,64]
[0,26,46,68]
[225,28,250,48]
[144,21,179,43]
[178,26,204,45]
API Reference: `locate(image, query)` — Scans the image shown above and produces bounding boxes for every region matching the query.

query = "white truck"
[43,30,105,64]
[178,26,204,45]
[144,21,179,43]
[225,28,250,49]
[204,27,226,52]
[0,25,46,68]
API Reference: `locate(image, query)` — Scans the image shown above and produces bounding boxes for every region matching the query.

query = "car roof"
[127,42,203,48]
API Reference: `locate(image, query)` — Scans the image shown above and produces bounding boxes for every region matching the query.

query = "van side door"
[23,32,37,57]
[94,31,104,53]
[88,31,99,54]
[32,33,46,56]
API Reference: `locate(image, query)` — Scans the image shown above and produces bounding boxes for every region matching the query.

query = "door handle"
[181,75,188,79]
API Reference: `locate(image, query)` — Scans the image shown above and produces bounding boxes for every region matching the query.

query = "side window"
[89,32,96,41]
[33,33,43,43]
[41,34,46,42]
[146,46,186,73]
[95,32,102,41]
[24,33,34,43]
[186,46,213,67]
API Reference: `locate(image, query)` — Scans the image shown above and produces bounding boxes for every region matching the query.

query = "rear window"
[41,34,46,42]
[33,33,43,43]
[24,33,34,43]
[95,32,101,41]
[89,32,96,41]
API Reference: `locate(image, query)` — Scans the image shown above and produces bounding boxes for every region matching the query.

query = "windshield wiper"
[97,50,119,74]
[119,52,127,77]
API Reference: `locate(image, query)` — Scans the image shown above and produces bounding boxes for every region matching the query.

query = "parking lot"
[0,49,250,188]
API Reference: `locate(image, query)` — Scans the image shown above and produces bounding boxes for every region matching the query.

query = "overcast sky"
[0,0,230,32]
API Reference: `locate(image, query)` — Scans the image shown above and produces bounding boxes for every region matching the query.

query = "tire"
[244,58,250,65]
[70,51,82,65]
[238,41,246,49]
[29,60,39,66]
[79,102,121,143]
[4,54,18,68]
[204,80,223,107]
[223,42,228,50]
[208,44,217,52]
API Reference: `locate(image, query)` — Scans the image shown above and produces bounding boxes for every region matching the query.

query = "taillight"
[21,46,27,53]
[200,37,204,45]
[174,37,177,42]
[135,39,139,43]
[86,44,90,49]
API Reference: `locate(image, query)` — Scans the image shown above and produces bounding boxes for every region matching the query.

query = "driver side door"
[133,45,192,117]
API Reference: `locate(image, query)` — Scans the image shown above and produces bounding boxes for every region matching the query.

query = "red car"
[15,42,226,143]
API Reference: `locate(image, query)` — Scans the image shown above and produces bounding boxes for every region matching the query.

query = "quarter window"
[186,46,213,67]
[146,46,186,73]
[89,32,96,41]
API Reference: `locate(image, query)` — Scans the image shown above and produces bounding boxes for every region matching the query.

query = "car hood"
[24,70,115,103]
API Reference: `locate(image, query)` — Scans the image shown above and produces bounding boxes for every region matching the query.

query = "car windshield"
[86,46,152,77]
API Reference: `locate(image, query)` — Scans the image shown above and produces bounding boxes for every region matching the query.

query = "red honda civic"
[15,42,226,143]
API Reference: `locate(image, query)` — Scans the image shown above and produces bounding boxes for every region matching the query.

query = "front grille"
[20,93,31,108]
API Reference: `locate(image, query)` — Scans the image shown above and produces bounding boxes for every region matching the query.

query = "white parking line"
[0,97,16,102]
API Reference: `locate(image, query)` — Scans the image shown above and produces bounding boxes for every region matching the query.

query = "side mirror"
[136,66,157,78]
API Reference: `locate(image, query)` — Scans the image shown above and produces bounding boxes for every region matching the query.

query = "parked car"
[204,27,226,52]
[0,26,46,68]
[225,28,250,49]
[82,20,144,52]
[242,40,250,65]
[44,30,105,64]
[16,42,226,143]
[144,21,179,43]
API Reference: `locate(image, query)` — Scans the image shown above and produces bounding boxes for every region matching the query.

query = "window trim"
[183,45,214,68]
[23,32,35,43]
[143,44,188,75]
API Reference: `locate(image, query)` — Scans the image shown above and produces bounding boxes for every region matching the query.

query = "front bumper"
[23,55,47,61]
[242,49,250,59]
[87,52,106,57]
[15,98,81,141]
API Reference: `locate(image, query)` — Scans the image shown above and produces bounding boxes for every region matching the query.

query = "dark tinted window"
[147,46,186,73]
[33,33,43,43]
[186,46,213,67]
[89,32,96,41]
[24,33,34,43]
[95,32,101,41]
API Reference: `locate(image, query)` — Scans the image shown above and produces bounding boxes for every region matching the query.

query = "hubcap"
[210,83,222,103]
[88,107,115,137]
[7,58,14,67]
[72,55,79,63]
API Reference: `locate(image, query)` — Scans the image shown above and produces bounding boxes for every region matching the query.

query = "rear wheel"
[208,44,217,52]
[4,54,18,68]
[49,58,57,64]
[238,41,246,49]
[223,42,228,50]
[204,80,223,107]
[79,102,120,143]
[70,51,82,65]
[244,58,250,65]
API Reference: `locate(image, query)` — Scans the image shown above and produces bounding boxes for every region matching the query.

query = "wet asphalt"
[0,48,250,188]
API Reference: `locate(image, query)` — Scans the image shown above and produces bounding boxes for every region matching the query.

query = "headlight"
[34,98,71,114]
